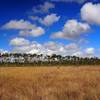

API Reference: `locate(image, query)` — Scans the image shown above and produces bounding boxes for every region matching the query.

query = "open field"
[0,66,100,100]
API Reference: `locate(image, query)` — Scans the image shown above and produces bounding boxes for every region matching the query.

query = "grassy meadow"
[0,66,100,100]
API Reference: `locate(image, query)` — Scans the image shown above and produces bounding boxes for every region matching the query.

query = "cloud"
[10,40,81,56]
[0,49,8,54]
[11,41,42,54]
[9,39,98,57]
[81,2,100,25]
[44,41,66,55]
[51,19,90,40]
[50,0,87,4]
[30,14,60,26]
[19,27,45,37]
[33,2,55,13]
[65,43,79,51]
[39,14,60,26]
[72,47,96,57]
[2,19,36,30]
[72,51,83,57]
[2,19,45,37]
[10,37,30,46]
[85,47,95,56]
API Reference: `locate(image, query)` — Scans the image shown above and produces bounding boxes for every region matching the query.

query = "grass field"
[0,66,100,100]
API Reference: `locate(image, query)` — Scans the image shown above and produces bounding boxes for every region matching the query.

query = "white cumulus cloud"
[40,14,60,26]
[2,19,45,37]
[10,40,81,56]
[72,51,83,57]
[85,47,95,56]
[9,39,98,57]
[10,37,30,46]
[81,2,100,25]
[51,19,90,40]
[30,14,60,26]
[2,19,36,30]
[19,27,45,37]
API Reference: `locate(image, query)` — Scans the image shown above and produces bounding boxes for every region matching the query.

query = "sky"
[0,0,100,57]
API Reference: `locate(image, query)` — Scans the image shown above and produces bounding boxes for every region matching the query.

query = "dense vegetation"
[0,53,100,66]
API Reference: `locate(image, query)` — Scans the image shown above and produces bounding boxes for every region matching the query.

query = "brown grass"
[0,66,100,100]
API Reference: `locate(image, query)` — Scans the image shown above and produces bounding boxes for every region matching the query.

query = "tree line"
[0,53,100,66]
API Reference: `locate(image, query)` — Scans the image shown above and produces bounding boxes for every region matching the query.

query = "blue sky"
[0,0,100,57]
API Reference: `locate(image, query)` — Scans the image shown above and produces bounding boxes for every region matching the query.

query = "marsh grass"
[0,66,100,100]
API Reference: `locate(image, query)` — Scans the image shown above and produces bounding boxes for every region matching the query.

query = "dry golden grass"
[0,66,100,100]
